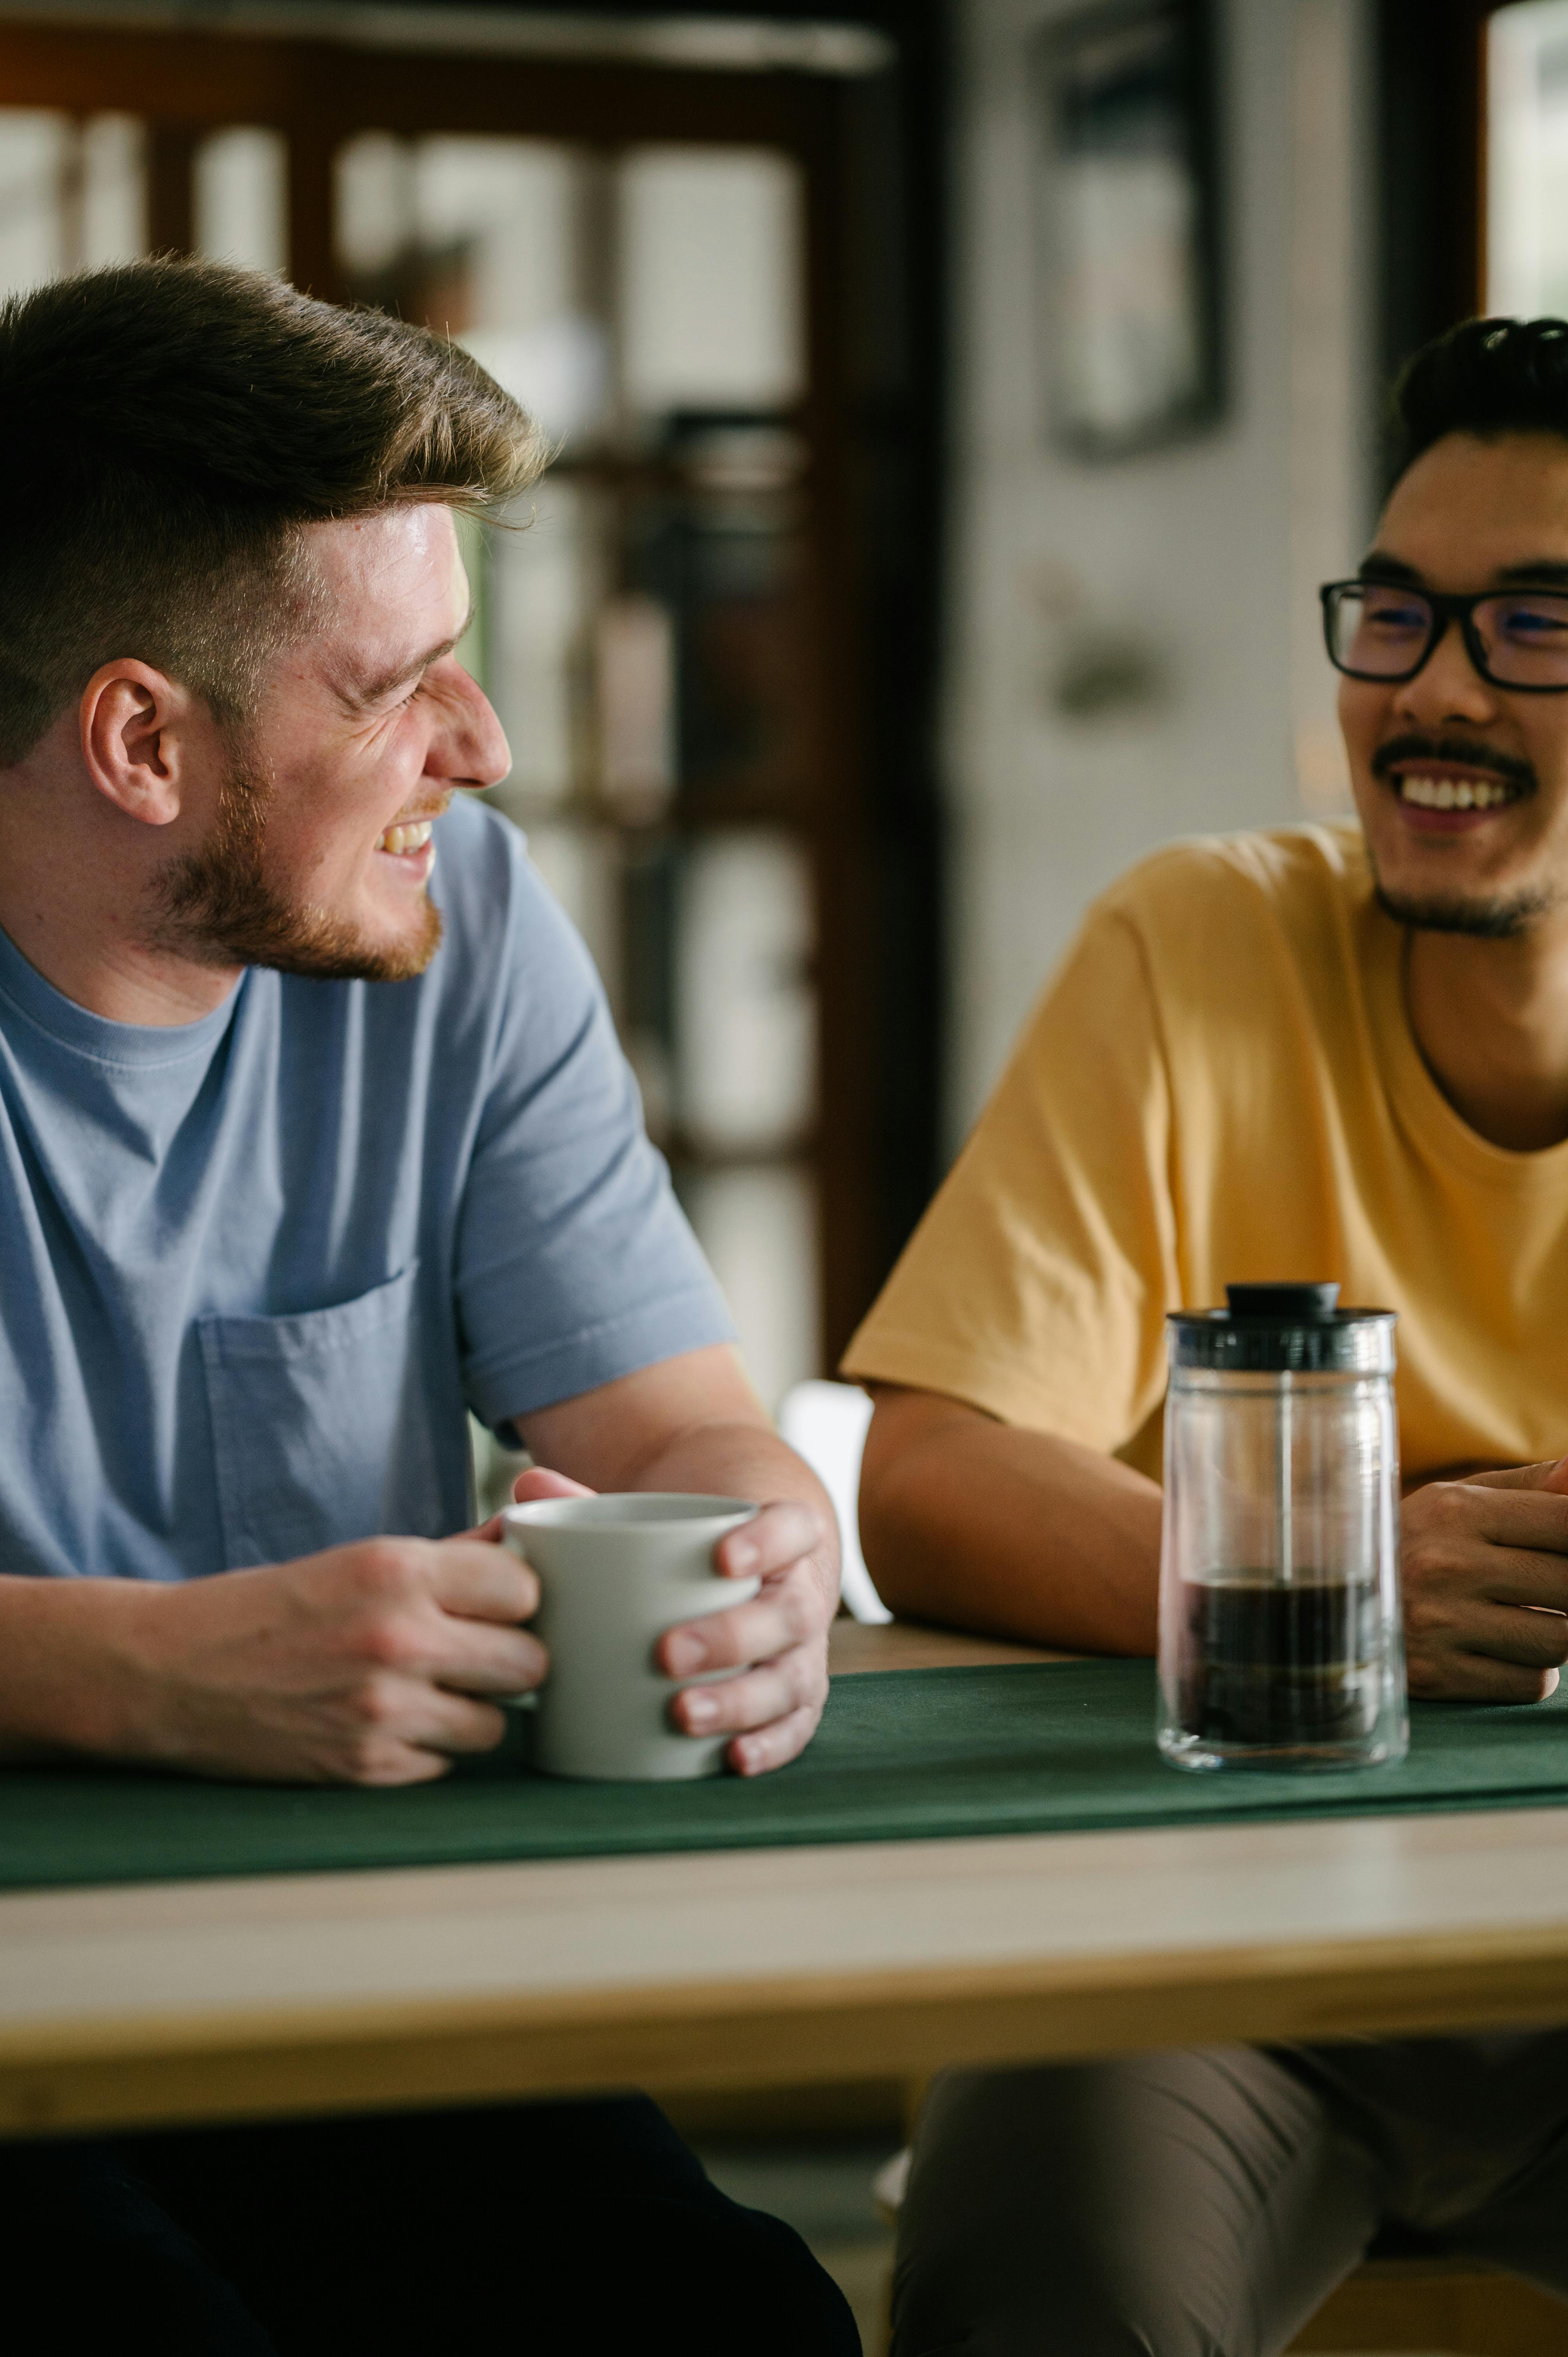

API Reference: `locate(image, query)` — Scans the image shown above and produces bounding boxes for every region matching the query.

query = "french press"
[1157,1283,1407,1772]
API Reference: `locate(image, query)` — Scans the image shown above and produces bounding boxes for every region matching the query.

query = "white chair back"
[777,1378,892,1624]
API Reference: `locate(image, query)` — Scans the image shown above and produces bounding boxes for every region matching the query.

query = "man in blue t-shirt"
[0,260,856,2353]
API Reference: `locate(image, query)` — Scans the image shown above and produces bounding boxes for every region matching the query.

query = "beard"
[147,750,442,983]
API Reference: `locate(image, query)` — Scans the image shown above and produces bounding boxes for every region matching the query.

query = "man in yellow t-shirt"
[849,316,1568,2353]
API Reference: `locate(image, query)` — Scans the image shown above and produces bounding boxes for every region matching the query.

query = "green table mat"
[5,1660,1568,1894]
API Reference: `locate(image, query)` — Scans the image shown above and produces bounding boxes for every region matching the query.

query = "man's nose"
[1396,615,1497,727]
[427,656,511,792]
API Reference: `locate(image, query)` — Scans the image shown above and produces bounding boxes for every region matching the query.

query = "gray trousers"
[891,2035,1568,2357]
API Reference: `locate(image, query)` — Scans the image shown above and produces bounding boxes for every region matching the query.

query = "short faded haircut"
[0,256,546,764]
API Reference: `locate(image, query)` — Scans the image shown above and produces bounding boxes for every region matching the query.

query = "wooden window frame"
[1374,0,1496,480]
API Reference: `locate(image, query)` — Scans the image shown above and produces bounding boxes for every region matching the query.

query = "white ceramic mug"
[501,1493,760,1781]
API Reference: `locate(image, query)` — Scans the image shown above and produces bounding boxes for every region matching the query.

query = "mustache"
[1370,734,1537,792]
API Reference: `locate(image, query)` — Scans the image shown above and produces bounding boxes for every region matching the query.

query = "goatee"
[1368,732,1549,936]
[1372,882,1557,940]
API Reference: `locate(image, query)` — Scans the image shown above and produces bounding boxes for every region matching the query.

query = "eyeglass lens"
[1326,582,1568,686]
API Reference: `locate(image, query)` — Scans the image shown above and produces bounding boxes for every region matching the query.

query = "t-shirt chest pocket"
[197,1263,445,1568]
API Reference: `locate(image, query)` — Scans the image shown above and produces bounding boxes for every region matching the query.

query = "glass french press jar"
[1157,1283,1407,1772]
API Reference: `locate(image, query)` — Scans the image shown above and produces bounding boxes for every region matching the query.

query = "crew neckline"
[1364,899,1568,1189]
[0,920,245,1069]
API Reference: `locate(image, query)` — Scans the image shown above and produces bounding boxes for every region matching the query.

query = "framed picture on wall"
[1032,0,1223,460]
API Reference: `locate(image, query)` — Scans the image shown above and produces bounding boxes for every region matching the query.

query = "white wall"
[945,0,1376,1138]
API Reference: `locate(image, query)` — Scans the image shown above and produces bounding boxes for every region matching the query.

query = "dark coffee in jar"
[1178,1574,1379,1749]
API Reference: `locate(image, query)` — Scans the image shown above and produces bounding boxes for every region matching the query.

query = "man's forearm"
[518,1347,840,1586]
[859,1387,1162,1653]
[633,1419,830,1516]
[0,1574,148,1760]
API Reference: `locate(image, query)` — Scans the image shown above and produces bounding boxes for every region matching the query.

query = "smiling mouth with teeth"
[377,818,435,856]
[1394,774,1522,812]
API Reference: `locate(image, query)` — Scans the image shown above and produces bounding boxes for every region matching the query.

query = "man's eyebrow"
[1356,553,1568,592]
[1357,553,1424,585]
[333,610,472,713]
[1494,559,1568,589]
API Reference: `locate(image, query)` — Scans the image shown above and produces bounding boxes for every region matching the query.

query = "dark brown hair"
[0,256,547,763]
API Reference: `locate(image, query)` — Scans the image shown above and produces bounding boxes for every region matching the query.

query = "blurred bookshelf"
[0,5,947,1421]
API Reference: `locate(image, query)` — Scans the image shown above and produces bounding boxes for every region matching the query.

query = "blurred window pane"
[676,830,816,1152]
[0,111,72,292]
[81,117,146,267]
[620,146,804,414]
[0,111,148,295]
[413,136,576,332]
[194,127,286,276]
[524,819,623,1015]
[485,479,598,809]
[337,131,607,443]
[682,1164,818,1411]
[335,131,412,276]
[465,312,609,446]
[1489,3,1568,313]
[597,593,676,820]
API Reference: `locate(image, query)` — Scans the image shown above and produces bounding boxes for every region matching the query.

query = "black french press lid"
[1168,1283,1397,1373]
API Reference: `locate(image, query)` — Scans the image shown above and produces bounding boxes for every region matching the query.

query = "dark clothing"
[893,2037,1568,2357]
[4,2094,859,2355]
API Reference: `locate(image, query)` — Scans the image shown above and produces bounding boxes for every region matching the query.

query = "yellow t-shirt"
[841,822,1568,1483]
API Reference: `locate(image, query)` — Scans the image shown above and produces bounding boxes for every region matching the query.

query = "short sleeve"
[452,845,733,1431]
[841,902,1179,1451]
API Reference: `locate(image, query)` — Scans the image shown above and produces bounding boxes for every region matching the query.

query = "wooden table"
[4,1621,1568,2141]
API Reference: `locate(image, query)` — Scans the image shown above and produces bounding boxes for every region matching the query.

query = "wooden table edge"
[7,1918,1568,2141]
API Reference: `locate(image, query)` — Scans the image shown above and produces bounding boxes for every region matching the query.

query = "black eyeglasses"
[1321,578,1568,693]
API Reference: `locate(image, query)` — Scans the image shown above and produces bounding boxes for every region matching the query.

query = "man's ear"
[79,661,196,827]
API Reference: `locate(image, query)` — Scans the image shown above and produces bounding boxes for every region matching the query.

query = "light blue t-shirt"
[0,799,733,1581]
